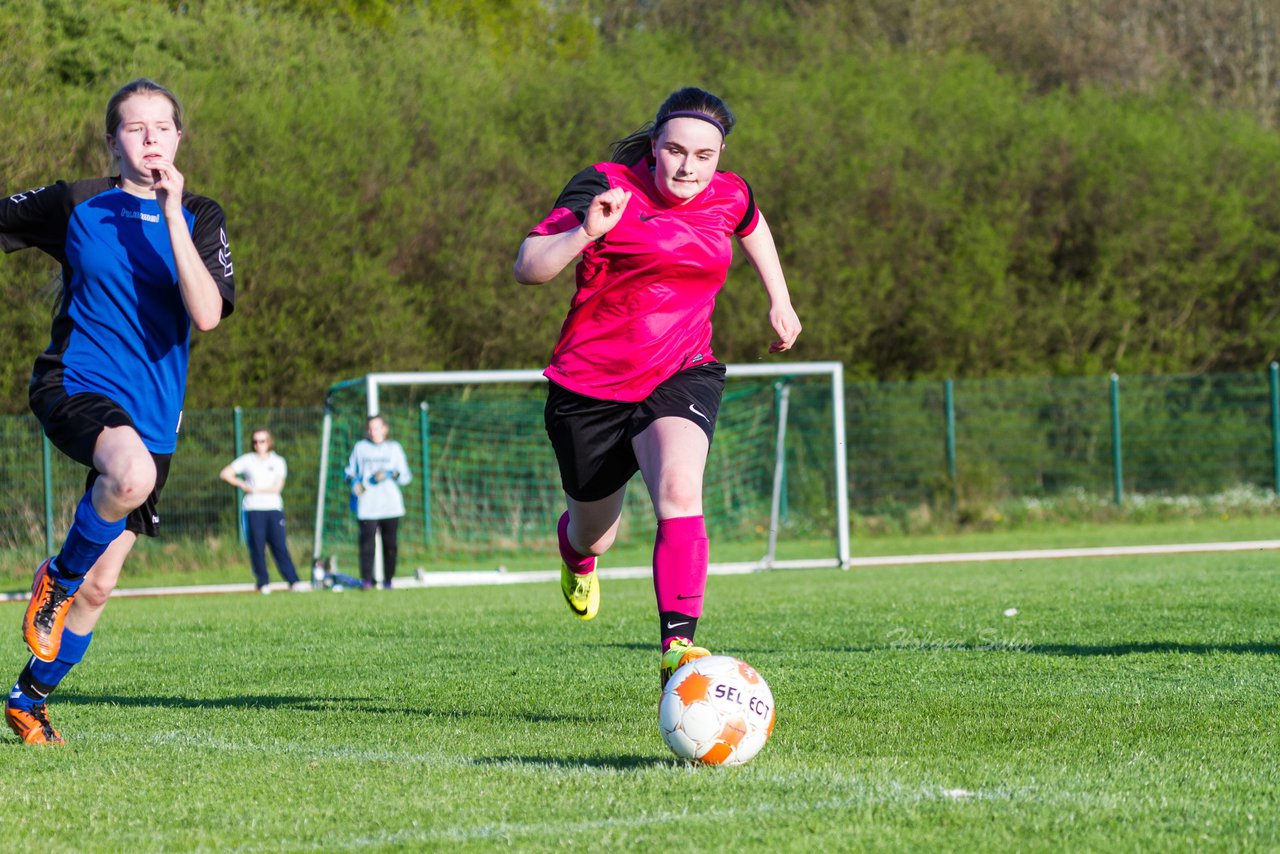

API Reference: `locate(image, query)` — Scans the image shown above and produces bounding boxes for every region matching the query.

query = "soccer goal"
[313,363,850,577]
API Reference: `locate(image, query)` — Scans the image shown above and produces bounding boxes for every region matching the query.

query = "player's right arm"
[514,188,631,284]
[219,460,251,493]
[344,446,366,495]
[514,166,630,285]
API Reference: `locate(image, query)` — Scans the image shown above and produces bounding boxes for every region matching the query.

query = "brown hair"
[105,78,184,137]
[251,428,274,452]
[611,87,736,165]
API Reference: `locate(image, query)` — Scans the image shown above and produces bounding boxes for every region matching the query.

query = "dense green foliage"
[2,539,1278,849]
[2,0,1279,411]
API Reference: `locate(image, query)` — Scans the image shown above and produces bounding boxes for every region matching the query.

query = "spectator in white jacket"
[220,427,305,594]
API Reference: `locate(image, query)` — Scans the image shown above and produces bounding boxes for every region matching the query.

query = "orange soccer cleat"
[23,558,78,663]
[5,702,64,746]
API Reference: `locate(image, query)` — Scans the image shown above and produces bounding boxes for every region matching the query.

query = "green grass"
[5,513,1277,594]
[1,543,1278,851]
[850,513,1280,556]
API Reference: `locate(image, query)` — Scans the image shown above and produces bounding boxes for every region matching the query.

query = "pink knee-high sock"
[558,512,595,575]
[653,515,709,619]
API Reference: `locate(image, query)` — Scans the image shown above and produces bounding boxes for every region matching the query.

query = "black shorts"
[29,386,172,538]
[545,362,726,502]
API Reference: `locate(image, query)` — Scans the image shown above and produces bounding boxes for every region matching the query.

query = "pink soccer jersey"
[529,158,760,402]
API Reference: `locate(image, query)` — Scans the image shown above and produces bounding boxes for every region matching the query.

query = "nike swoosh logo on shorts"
[689,403,710,422]
[640,213,660,221]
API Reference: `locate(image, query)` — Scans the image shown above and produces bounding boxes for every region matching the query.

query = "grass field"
[1,525,1277,851]
[4,511,1279,593]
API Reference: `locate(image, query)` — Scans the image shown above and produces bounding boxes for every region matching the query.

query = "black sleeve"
[732,177,757,235]
[0,181,74,261]
[551,166,611,224]
[183,193,236,318]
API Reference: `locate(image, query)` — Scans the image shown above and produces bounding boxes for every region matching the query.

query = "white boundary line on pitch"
[3,539,1278,603]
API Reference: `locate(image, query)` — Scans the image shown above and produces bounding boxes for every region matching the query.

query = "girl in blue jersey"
[0,79,235,744]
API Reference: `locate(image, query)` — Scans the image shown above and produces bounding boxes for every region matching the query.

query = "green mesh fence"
[847,380,952,510]
[5,368,1279,560]
[0,407,325,553]
[955,376,1115,501]
[1121,373,1272,494]
[844,369,1280,512]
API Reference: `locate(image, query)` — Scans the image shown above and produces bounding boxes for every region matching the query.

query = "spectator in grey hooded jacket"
[344,415,412,589]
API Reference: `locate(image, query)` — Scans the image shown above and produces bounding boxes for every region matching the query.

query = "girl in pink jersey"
[514,87,801,686]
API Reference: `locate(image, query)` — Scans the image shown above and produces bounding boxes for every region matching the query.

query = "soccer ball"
[659,655,775,766]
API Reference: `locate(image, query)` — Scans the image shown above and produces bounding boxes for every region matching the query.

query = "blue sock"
[53,492,126,584]
[8,629,92,710]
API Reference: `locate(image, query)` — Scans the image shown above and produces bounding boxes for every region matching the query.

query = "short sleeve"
[183,194,236,318]
[528,166,611,237]
[0,181,74,258]
[732,176,759,238]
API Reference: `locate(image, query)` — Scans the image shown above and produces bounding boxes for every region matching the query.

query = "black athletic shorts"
[29,386,172,538]
[544,362,726,502]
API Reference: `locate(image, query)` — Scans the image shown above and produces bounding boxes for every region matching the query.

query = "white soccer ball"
[659,655,775,766]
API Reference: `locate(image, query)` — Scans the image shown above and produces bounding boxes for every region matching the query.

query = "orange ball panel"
[720,715,747,747]
[701,742,732,765]
[675,671,712,705]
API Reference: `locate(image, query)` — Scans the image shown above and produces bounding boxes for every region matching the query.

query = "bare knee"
[75,575,115,610]
[567,515,621,556]
[566,490,626,557]
[577,528,617,556]
[654,480,703,518]
[100,455,156,511]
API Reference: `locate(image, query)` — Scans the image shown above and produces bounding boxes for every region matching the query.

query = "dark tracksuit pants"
[358,517,400,587]
[245,509,300,588]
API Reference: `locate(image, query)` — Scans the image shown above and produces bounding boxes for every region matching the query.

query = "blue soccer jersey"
[0,178,235,453]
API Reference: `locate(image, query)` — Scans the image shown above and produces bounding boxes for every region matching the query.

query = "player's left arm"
[391,444,412,486]
[738,213,802,353]
[152,160,233,331]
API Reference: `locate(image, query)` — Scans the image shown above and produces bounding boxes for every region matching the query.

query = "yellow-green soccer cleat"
[560,563,600,620]
[660,637,711,688]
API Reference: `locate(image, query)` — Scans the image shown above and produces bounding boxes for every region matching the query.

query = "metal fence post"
[419,401,432,545]
[1270,362,1280,494]
[944,378,957,514]
[1110,373,1124,506]
[233,406,245,544]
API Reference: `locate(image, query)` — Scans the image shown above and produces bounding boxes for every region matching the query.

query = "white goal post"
[314,362,850,575]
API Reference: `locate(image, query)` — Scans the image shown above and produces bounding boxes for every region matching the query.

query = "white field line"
[2,539,1278,604]
[842,538,1280,567]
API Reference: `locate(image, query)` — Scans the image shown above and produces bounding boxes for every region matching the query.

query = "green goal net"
[315,365,849,576]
